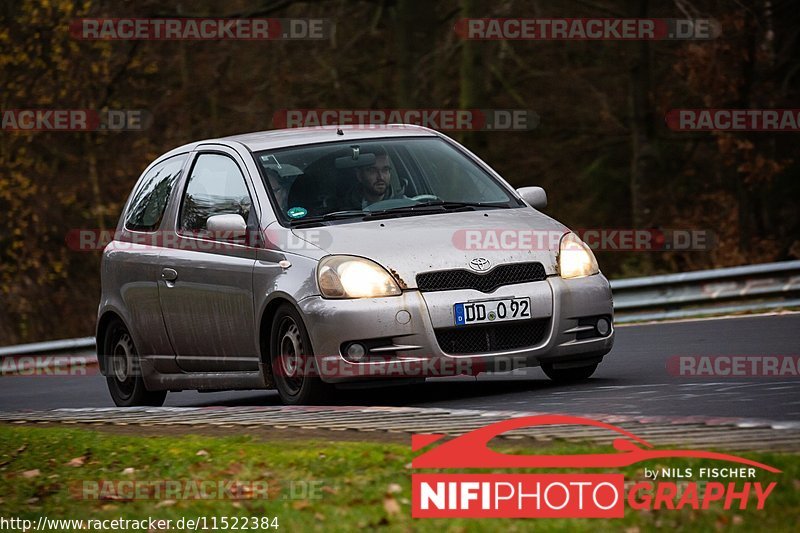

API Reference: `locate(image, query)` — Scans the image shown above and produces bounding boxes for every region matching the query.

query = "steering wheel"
[411,194,440,202]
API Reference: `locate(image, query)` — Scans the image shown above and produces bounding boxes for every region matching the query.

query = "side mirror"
[206,214,247,243]
[516,186,547,209]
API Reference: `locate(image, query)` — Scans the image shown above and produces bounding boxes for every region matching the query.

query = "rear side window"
[125,155,186,232]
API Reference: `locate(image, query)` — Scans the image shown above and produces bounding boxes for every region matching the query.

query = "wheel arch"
[258,294,313,384]
[96,310,129,374]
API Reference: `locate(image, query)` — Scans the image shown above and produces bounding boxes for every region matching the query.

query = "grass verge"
[0,425,798,531]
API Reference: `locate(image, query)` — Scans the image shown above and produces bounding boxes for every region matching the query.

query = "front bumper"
[297,274,614,383]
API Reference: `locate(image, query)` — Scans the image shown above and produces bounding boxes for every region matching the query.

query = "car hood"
[291,208,567,287]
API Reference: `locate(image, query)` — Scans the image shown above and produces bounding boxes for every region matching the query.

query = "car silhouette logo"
[469,257,491,272]
[411,415,780,472]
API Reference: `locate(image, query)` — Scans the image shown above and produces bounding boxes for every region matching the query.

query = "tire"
[103,319,167,407]
[541,363,598,383]
[270,304,332,405]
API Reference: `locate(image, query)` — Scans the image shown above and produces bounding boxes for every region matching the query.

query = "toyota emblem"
[469,257,491,272]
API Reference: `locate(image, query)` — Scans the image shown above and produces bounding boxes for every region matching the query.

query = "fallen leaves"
[0,445,28,468]
[383,497,401,515]
[196,450,209,457]
[222,463,243,476]
[292,500,311,510]
[22,469,40,479]
[66,456,86,467]
[383,483,403,516]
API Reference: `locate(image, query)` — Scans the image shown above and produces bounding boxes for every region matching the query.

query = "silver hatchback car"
[97,125,614,406]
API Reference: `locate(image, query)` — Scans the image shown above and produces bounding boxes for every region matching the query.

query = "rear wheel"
[542,363,598,383]
[270,304,332,405]
[103,319,167,407]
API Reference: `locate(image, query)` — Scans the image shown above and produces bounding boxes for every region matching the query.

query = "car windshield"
[254,137,522,225]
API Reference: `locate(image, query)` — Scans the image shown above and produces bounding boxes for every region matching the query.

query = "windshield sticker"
[287,206,307,219]
[260,154,282,168]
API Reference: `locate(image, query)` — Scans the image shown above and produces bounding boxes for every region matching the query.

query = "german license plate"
[454,297,531,326]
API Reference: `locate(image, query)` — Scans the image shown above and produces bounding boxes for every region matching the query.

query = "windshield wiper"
[288,210,365,227]
[363,201,511,218]
[421,201,512,209]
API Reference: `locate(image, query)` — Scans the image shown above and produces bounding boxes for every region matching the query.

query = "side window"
[125,155,186,232]
[179,154,253,237]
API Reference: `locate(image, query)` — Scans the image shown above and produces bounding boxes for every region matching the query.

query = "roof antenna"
[336,126,344,136]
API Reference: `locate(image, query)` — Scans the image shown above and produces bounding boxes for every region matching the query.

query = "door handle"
[161,268,178,282]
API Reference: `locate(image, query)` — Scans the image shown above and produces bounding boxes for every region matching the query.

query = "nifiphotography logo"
[411,415,779,518]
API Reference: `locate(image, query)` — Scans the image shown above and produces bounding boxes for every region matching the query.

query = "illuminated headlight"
[317,255,402,299]
[558,232,599,279]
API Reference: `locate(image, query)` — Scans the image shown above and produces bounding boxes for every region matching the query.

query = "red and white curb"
[0,406,798,452]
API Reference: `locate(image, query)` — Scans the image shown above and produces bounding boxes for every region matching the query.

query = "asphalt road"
[1,314,798,420]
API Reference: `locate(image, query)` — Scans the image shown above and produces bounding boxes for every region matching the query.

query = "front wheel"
[103,319,167,407]
[270,304,332,405]
[541,363,598,383]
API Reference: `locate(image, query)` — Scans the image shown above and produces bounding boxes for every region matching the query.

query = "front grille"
[434,319,549,355]
[416,262,547,293]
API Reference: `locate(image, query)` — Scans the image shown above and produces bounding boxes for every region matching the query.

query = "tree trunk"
[459,0,482,149]
[629,0,654,229]
[394,0,415,108]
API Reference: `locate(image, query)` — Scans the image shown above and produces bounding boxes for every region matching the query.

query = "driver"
[344,147,396,209]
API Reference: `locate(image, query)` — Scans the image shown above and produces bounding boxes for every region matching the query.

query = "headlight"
[317,256,402,299]
[558,232,599,279]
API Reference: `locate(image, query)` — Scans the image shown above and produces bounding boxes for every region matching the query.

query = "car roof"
[158,125,441,158]
[216,124,440,152]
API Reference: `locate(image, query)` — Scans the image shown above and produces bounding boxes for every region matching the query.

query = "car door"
[157,147,260,372]
[111,154,188,368]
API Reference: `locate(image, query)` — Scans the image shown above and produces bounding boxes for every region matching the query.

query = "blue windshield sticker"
[287,207,307,219]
